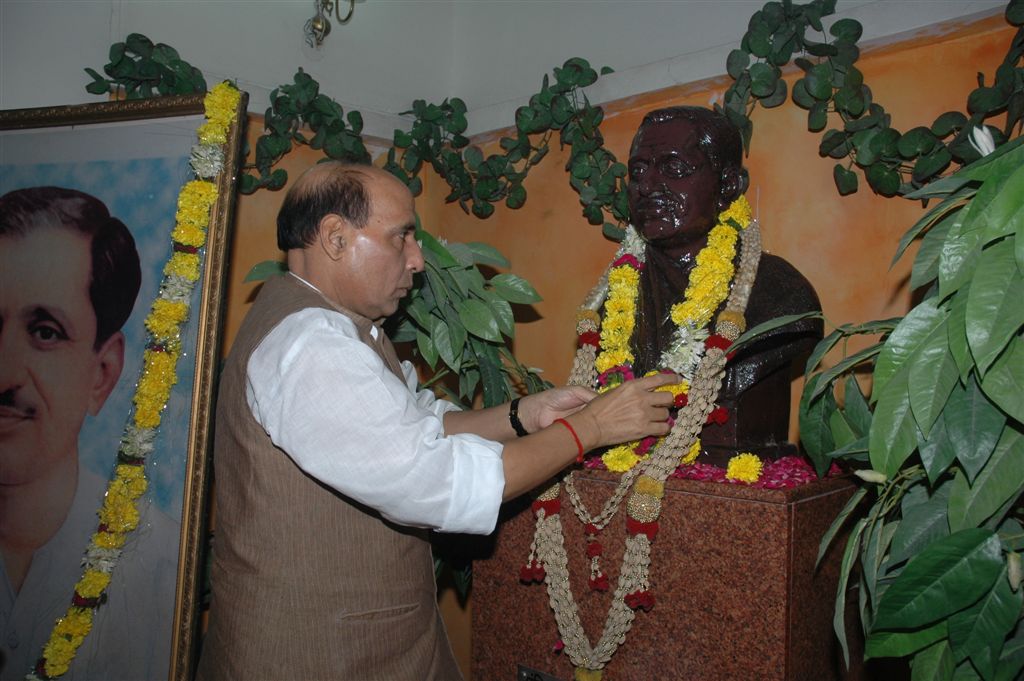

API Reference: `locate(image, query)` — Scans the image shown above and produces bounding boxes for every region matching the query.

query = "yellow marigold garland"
[31,81,240,681]
[73,571,111,600]
[593,196,752,472]
[165,251,201,280]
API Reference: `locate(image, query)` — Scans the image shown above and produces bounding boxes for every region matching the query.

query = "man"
[197,163,676,680]
[0,186,176,680]
[627,106,822,461]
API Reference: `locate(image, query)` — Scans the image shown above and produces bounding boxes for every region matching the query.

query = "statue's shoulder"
[747,253,821,323]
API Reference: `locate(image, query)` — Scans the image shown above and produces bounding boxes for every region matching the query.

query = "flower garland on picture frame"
[29,82,243,681]
[522,196,764,680]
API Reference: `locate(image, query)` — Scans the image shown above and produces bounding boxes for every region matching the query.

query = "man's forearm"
[443,404,518,442]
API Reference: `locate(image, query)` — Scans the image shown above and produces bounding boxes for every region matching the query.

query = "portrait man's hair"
[0,186,142,348]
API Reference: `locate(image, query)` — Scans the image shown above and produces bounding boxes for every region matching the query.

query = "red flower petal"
[531,499,561,517]
[626,517,659,540]
[706,407,729,425]
[705,335,732,351]
[578,331,601,348]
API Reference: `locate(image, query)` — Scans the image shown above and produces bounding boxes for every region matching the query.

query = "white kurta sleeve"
[245,308,505,534]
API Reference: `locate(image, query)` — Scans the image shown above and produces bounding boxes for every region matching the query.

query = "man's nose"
[407,237,425,274]
[0,330,26,393]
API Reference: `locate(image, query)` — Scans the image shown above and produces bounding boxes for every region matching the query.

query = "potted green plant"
[798,127,1023,680]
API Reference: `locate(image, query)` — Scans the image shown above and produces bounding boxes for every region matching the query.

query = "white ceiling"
[0,0,1007,139]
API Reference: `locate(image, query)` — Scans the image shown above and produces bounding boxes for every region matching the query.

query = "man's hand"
[570,373,679,451]
[520,386,595,433]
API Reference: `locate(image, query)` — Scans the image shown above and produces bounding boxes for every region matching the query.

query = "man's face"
[332,174,424,322]
[628,117,722,257]
[0,226,123,486]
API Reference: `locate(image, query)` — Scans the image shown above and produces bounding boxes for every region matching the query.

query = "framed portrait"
[1,92,246,680]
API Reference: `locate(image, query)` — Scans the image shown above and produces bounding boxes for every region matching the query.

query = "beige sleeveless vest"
[196,274,461,680]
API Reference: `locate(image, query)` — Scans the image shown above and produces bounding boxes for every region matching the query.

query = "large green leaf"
[948,567,1022,679]
[843,375,873,437]
[731,311,823,355]
[950,659,983,680]
[835,518,867,667]
[946,290,974,383]
[458,299,501,342]
[869,366,919,477]
[872,529,1003,631]
[917,416,958,484]
[907,316,957,437]
[817,485,868,568]
[490,273,541,304]
[978,165,1024,245]
[939,228,981,301]
[480,290,515,337]
[864,518,899,611]
[894,184,975,266]
[803,317,900,376]
[980,333,1024,422]
[948,426,1024,532]
[958,161,1019,238]
[966,238,1024,375]
[874,298,945,401]
[810,341,884,399]
[959,136,1024,180]
[944,376,1006,483]
[867,621,948,660]
[997,518,1024,552]
[994,624,1024,681]
[911,640,955,681]
[889,481,952,568]
[465,241,511,268]
[469,338,507,408]
[830,409,857,448]
[415,329,438,369]
[417,229,460,268]
[451,266,487,298]
[800,373,838,476]
[430,316,459,371]
[910,213,956,290]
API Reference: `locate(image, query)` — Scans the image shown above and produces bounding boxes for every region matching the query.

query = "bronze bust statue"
[626,106,822,465]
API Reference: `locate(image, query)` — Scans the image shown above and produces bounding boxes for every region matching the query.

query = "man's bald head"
[277,162,406,251]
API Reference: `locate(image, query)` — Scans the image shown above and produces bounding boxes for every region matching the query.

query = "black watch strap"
[509,397,529,437]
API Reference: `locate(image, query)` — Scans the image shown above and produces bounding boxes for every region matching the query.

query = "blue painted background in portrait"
[1,157,199,521]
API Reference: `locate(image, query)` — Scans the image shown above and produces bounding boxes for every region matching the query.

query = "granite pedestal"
[472,472,856,681]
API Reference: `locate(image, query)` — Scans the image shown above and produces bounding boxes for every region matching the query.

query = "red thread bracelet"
[554,418,584,463]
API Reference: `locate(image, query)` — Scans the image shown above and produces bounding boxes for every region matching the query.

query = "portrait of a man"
[0,187,177,680]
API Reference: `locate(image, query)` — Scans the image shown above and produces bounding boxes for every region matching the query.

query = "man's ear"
[88,331,125,416]
[717,166,744,211]
[318,213,350,261]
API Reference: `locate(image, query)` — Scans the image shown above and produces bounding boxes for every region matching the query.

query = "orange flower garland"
[30,82,240,681]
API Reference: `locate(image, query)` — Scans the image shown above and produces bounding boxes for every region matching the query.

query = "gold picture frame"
[1,92,246,681]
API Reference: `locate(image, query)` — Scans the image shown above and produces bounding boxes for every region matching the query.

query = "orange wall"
[217,13,1016,679]
[419,13,1014,434]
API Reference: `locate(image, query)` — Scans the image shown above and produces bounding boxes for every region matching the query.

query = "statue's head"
[627,106,749,258]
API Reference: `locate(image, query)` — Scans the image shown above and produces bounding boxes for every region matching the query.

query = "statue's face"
[628,118,720,258]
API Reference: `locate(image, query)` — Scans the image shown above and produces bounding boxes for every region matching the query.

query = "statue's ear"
[717,166,748,211]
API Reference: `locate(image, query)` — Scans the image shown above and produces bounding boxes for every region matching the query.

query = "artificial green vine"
[721,0,1024,196]
[84,33,207,99]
